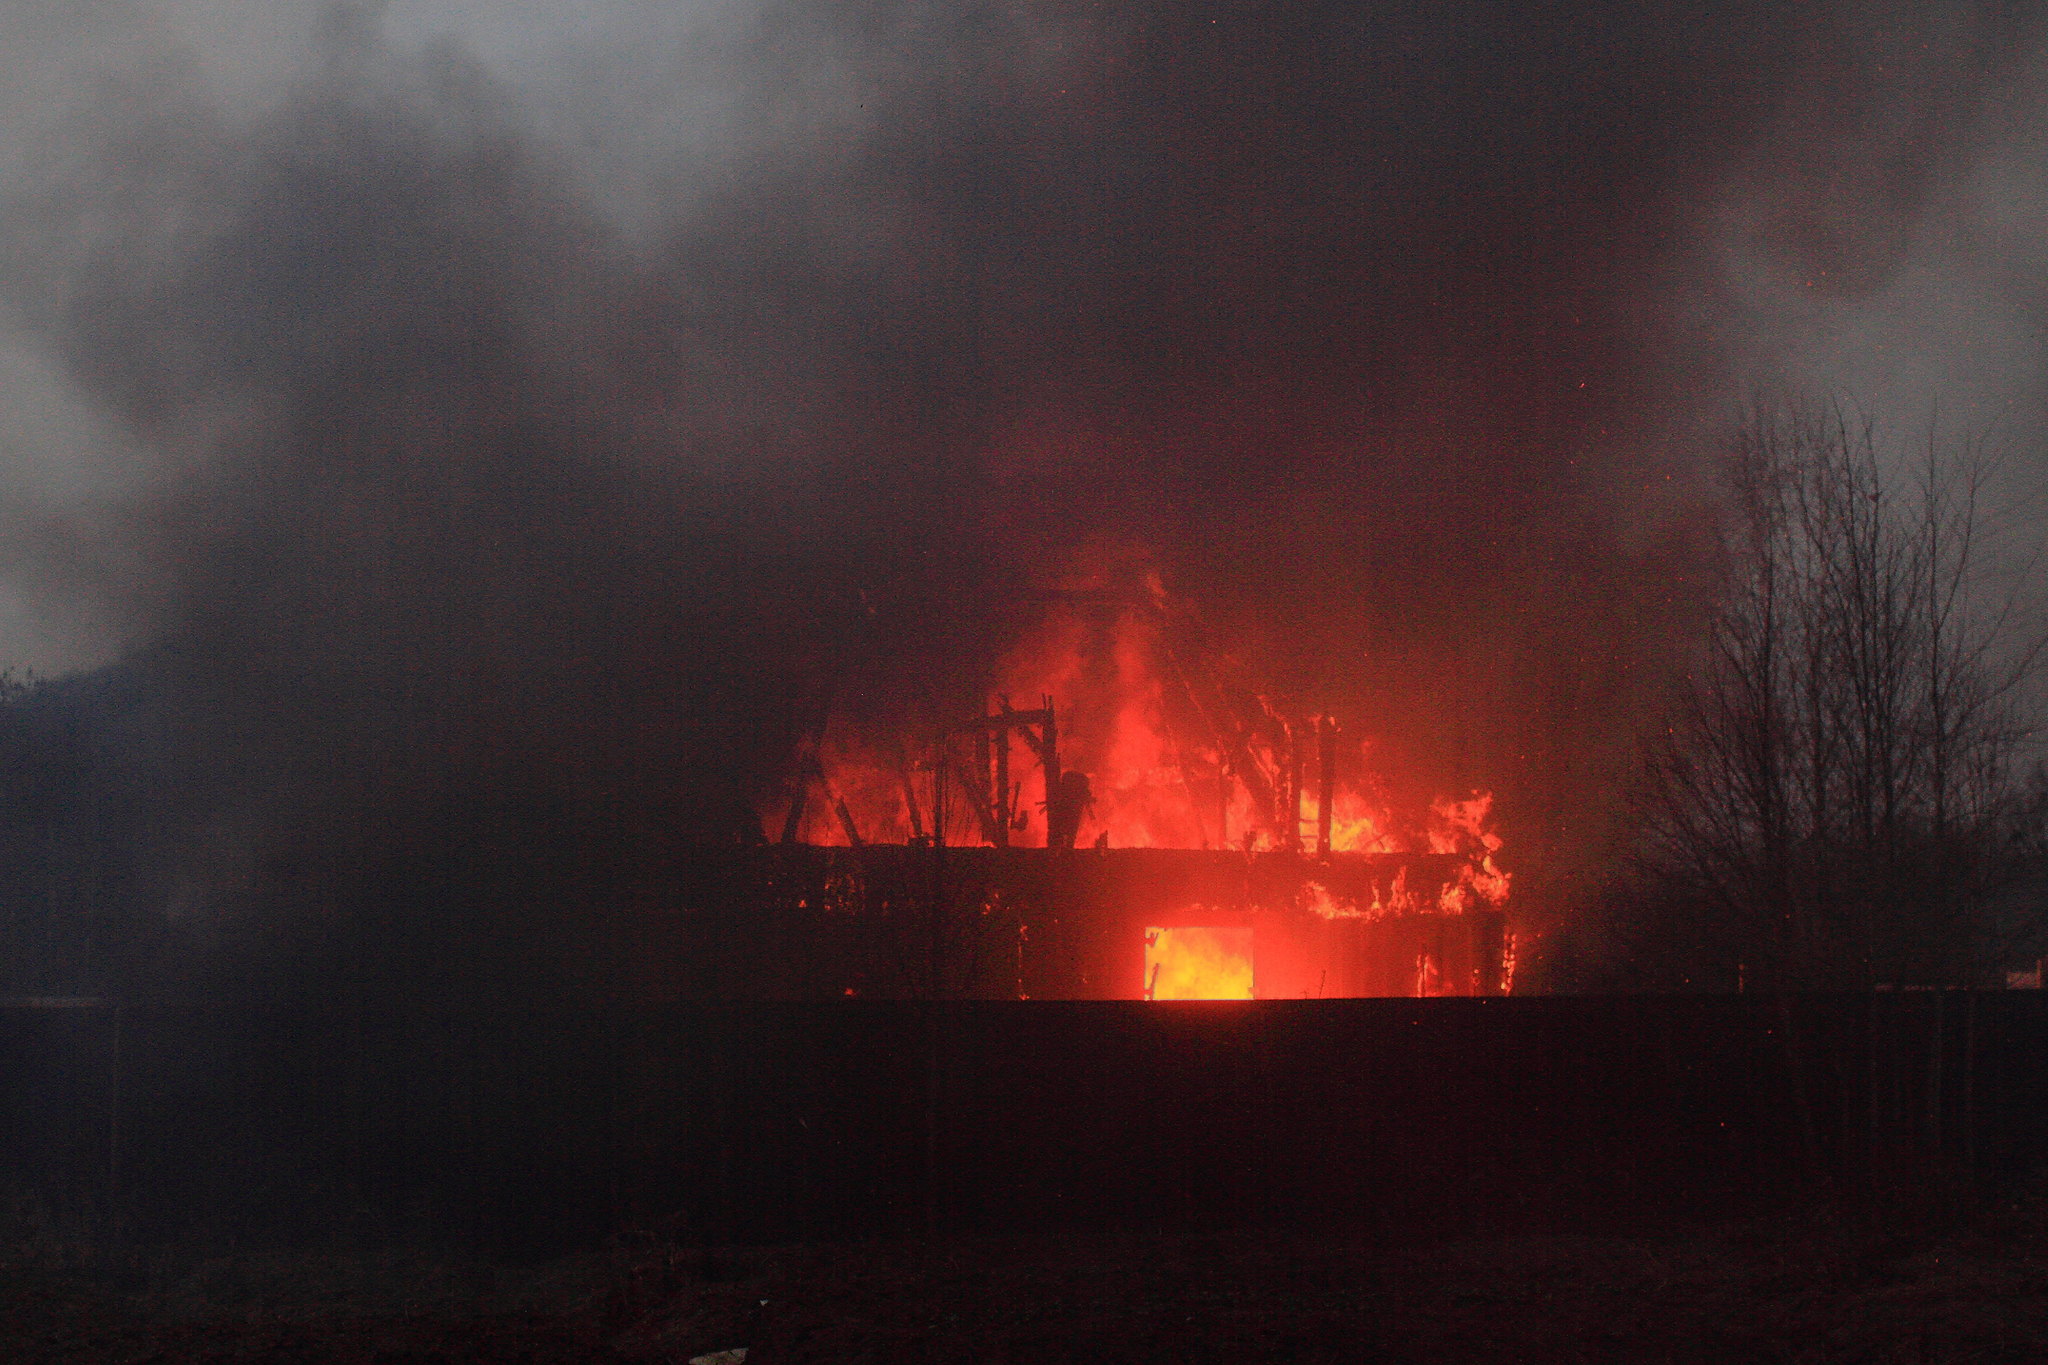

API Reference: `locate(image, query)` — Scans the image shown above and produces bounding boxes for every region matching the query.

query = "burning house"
[666,573,1512,1001]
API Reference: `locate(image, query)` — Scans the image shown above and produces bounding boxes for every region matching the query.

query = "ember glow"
[757,562,1516,999]
[769,568,1513,904]
[1144,926,1254,1001]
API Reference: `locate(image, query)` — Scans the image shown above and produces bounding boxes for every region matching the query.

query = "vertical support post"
[1218,755,1230,851]
[1474,911,1505,996]
[1287,723,1304,853]
[832,792,865,847]
[902,771,926,842]
[1041,695,1059,849]
[975,723,993,848]
[994,699,1011,848]
[780,693,834,845]
[1316,716,1336,857]
[780,755,820,845]
[778,784,809,845]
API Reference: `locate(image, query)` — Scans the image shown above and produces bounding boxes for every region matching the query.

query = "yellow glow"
[1144,926,1253,1000]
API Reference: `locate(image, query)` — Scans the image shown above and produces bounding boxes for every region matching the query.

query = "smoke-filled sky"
[2,1,2046,885]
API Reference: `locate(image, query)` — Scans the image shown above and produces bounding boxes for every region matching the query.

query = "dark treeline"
[11,3,2040,1002]
[1561,403,2048,992]
[0,647,695,1004]
[0,665,172,999]
[2,8,2046,1001]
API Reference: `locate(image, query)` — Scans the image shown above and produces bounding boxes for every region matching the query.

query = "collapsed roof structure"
[667,582,1512,1001]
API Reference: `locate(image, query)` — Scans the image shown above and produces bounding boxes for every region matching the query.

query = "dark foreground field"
[13,995,2048,1359]
[11,1190,2048,1364]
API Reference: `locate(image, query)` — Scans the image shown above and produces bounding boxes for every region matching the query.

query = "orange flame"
[1144,926,1254,1000]
[763,566,1511,916]
[1427,792,1512,912]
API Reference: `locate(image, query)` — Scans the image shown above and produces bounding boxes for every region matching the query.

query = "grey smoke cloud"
[1698,8,2048,692]
[0,1,2042,906]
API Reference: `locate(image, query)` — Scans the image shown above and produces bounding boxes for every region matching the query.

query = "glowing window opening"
[1143,926,1253,1000]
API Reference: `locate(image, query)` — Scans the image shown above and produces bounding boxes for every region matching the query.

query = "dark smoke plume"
[2,1,2037,989]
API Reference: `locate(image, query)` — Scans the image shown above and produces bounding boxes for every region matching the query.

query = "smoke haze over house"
[0,1,2042,968]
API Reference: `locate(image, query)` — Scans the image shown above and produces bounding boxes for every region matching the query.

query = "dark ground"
[10,1186,2048,1364]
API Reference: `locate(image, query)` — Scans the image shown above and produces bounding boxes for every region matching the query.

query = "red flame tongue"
[762,570,1509,915]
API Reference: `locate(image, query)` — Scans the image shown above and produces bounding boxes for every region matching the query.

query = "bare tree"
[1641,400,2042,989]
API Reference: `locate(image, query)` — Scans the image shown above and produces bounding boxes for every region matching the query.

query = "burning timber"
[698,580,1514,1000]
[661,845,1508,1001]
